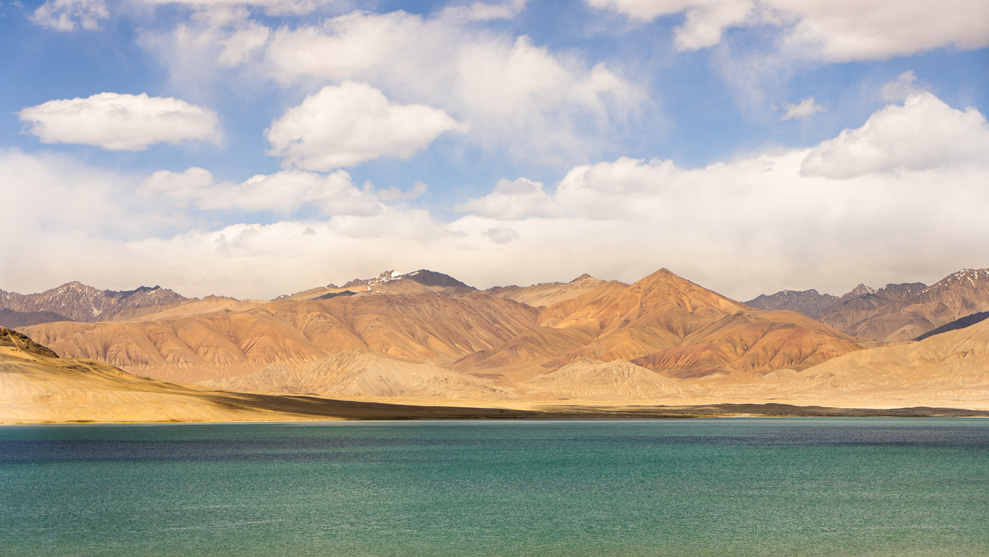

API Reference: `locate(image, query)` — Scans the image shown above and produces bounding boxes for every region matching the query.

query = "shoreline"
[5,400,989,426]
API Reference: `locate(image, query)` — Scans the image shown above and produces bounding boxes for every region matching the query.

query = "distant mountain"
[17,268,862,400]
[282,270,477,301]
[0,282,187,323]
[745,289,838,319]
[748,269,989,342]
[0,308,73,328]
[816,282,927,340]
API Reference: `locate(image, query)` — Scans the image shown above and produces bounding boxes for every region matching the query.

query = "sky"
[1,0,987,301]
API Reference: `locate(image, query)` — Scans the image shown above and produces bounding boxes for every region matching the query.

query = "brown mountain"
[741,317,989,409]
[747,269,989,342]
[456,269,862,381]
[820,270,989,342]
[15,268,861,401]
[19,288,539,384]
[8,266,989,413]
[1,328,558,423]
[0,282,188,323]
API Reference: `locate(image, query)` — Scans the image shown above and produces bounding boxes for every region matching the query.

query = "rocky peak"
[744,289,839,319]
[0,282,187,322]
[847,284,876,298]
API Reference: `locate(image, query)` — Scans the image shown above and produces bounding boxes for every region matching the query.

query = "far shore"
[5,397,989,426]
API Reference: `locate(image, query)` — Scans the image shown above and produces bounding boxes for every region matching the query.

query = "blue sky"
[1,0,987,300]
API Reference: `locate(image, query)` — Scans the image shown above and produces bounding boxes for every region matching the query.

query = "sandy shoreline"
[6,399,989,426]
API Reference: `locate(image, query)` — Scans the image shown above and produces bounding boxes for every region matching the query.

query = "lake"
[2,418,987,556]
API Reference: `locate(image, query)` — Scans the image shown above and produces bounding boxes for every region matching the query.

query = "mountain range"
[746,269,989,342]
[4,267,989,415]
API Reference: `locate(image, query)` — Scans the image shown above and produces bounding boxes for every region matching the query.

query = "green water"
[1,419,987,556]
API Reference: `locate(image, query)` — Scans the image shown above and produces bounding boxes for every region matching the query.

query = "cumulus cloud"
[266,82,465,171]
[455,178,562,220]
[780,96,824,120]
[19,92,220,150]
[143,8,637,163]
[801,93,989,179]
[140,167,383,216]
[5,92,988,301]
[30,0,108,31]
[588,0,989,60]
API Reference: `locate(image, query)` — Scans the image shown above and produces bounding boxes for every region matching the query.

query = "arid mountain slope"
[915,311,989,341]
[458,269,862,379]
[204,351,510,400]
[0,282,187,323]
[20,291,539,383]
[0,327,310,423]
[735,317,989,409]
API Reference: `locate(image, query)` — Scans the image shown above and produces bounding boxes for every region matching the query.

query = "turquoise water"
[1,419,987,556]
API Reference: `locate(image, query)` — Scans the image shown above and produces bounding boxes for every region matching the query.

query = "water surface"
[2,419,987,556]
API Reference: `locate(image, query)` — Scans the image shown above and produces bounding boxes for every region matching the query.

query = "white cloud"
[266,82,465,171]
[674,0,752,50]
[455,178,562,220]
[802,93,989,179]
[144,8,638,164]
[377,181,428,203]
[879,70,924,102]
[556,156,678,219]
[19,92,220,150]
[140,167,383,216]
[780,96,824,120]
[30,0,107,31]
[588,0,989,60]
[5,93,988,302]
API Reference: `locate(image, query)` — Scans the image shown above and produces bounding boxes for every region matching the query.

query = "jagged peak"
[921,268,989,294]
[570,273,595,283]
[848,284,875,297]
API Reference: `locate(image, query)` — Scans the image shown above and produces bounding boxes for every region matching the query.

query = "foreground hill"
[0,328,574,423]
[1,327,322,423]
[747,269,989,342]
